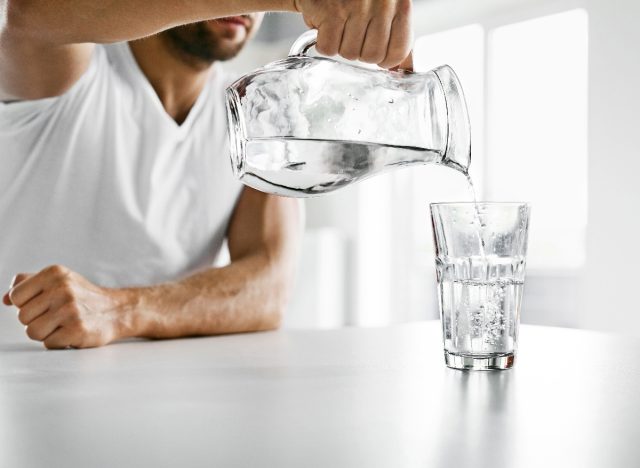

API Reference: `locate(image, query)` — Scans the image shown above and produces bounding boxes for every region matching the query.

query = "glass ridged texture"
[430,203,531,370]
[225,30,471,197]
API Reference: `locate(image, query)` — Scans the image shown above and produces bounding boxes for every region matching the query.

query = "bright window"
[353,10,589,324]
[486,9,589,270]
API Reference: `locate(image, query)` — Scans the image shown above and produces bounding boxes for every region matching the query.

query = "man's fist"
[3,265,129,349]
[293,0,413,69]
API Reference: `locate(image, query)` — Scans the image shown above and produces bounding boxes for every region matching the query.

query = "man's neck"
[129,35,214,125]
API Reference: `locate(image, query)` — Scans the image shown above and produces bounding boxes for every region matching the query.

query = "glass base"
[444,351,515,370]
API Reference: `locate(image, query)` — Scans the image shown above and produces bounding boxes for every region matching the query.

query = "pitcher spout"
[432,65,472,173]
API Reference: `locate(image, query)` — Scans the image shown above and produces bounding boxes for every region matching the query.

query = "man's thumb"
[11,273,31,288]
[3,273,32,306]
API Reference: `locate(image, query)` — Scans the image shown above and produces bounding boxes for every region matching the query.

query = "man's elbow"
[259,295,287,331]
[256,281,292,332]
[258,309,283,332]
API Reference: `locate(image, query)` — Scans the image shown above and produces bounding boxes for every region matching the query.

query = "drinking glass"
[430,203,531,370]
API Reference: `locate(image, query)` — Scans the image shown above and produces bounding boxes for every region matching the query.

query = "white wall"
[583,0,640,334]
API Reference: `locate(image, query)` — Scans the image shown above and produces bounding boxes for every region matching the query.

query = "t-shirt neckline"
[117,42,216,138]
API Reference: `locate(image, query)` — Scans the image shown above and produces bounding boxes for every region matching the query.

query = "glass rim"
[430,201,530,207]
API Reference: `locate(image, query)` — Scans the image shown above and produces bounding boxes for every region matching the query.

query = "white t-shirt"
[0,43,243,295]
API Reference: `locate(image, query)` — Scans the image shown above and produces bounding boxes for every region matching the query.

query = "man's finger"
[316,22,344,57]
[16,291,53,325]
[6,273,35,307]
[338,17,370,61]
[5,273,33,305]
[25,308,66,342]
[11,273,31,288]
[379,12,413,69]
[360,16,393,65]
[43,327,77,350]
[8,273,42,308]
[9,265,69,308]
[391,51,414,72]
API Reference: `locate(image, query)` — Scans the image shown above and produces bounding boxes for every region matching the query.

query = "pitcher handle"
[289,29,319,57]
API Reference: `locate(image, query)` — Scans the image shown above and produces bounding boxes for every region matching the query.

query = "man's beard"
[162,22,246,65]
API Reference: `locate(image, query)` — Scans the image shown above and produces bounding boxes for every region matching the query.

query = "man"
[0,0,413,349]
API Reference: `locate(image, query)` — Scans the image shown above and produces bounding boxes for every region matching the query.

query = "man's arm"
[0,0,412,100]
[126,187,302,339]
[3,188,302,348]
[0,0,292,100]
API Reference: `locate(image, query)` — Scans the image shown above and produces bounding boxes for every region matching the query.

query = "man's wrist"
[110,286,148,339]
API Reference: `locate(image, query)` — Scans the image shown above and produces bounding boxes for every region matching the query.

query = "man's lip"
[216,16,251,28]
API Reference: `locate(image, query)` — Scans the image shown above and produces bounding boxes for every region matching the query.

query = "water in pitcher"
[243,137,445,196]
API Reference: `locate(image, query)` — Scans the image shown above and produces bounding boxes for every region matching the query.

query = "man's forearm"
[5,0,296,45]
[3,191,301,349]
[118,251,294,339]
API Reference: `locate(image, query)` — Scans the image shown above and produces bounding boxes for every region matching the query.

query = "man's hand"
[293,0,413,68]
[2,266,130,349]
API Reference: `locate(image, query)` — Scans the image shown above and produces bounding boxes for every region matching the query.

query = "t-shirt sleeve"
[0,47,106,129]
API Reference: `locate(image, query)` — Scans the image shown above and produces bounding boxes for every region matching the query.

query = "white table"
[1,320,639,468]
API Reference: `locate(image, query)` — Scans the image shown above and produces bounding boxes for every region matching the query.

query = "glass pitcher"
[225,30,471,198]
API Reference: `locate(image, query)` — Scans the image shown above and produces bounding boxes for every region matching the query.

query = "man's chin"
[210,43,245,62]
[162,21,249,65]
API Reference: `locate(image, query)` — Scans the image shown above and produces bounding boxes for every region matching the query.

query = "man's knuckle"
[77,322,88,335]
[333,1,349,17]
[55,284,75,302]
[63,312,79,327]
[332,8,348,21]
[361,48,384,63]
[25,326,42,341]
[59,275,74,289]
[66,304,82,320]
[17,309,29,325]
[396,0,412,16]
[8,288,22,305]
[46,264,67,276]
[339,44,360,60]
[43,339,58,350]
[66,314,87,333]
